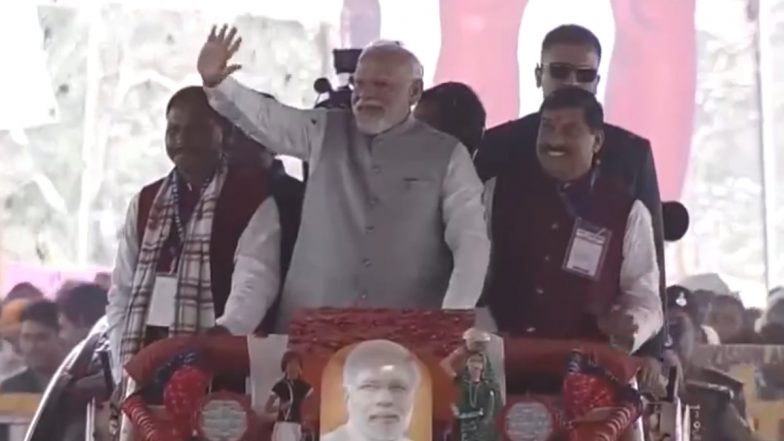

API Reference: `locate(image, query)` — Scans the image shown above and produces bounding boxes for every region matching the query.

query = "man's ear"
[535,64,543,89]
[593,128,605,154]
[588,73,602,95]
[409,79,424,106]
[211,119,225,150]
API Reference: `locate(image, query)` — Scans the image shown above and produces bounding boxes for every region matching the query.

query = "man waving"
[198,25,489,331]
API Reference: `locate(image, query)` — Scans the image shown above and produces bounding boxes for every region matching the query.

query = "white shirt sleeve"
[106,194,140,382]
[441,145,491,309]
[205,77,327,166]
[620,200,664,353]
[215,197,281,335]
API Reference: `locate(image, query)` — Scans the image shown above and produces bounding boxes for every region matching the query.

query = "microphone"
[313,78,333,95]
[662,201,689,242]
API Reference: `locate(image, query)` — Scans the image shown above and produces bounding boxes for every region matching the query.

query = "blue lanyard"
[556,168,599,219]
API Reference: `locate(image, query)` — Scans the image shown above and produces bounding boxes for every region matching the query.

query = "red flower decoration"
[562,372,615,419]
[122,395,185,441]
[163,366,211,436]
[560,351,644,441]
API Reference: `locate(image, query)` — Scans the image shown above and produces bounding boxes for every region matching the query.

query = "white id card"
[147,274,177,327]
[563,219,611,280]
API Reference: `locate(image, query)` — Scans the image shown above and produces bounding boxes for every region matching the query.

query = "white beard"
[355,114,397,135]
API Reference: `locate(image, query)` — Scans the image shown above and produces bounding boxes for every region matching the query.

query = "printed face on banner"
[346,363,417,439]
[320,340,432,441]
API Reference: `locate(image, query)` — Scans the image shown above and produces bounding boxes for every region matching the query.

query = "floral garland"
[561,350,643,441]
[122,349,211,441]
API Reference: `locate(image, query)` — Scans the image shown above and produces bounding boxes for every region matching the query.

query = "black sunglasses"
[542,63,599,83]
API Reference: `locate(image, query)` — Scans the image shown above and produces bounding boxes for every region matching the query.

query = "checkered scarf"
[118,162,228,368]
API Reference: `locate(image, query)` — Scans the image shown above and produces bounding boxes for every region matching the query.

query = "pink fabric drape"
[604,0,696,200]
[433,0,528,128]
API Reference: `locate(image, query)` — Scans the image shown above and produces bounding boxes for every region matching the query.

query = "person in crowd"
[413,82,487,158]
[106,86,281,381]
[266,351,313,441]
[475,25,667,358]
[0,300,27,382]
[198,25,489,332]
[756,295,784,401]
[3,282,44,304]
[759,293,784,344]
[735,307,763,344]
[225,124,305,333]
[56,282,108,348]
[680,288,721,343]
[705,294,746,344]
[665,290,757,441]
[0,301,65,441]
[93,272,112,291]
[54,280,83,302]
[0,300,64,393]
[482,87,662,355]
[322,340,419,441]
[664,285,719,344]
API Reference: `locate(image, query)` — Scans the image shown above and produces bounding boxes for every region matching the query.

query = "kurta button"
[370,197,379,207]
[551,223,559,230]
[535,288,544,295]
[360,291,368,299]
[366,225,375,233]
[543,255,551,262]
[526,327,536,333]
[372,165,381,174]
[362,258,371,267]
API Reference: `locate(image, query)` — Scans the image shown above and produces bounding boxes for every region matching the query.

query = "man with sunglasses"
[475,24,667,362]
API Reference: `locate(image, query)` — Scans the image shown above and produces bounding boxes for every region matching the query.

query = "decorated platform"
[120,308,647,441]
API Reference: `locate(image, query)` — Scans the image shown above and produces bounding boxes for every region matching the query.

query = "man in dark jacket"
[225,124,304,333]
[475,24,666,358]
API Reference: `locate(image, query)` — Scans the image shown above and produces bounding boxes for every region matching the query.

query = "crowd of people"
[0,279,108,388]
[0,21,781,441]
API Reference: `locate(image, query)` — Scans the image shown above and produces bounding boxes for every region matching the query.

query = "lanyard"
[556,167,598,219]
[170,171,213,246]
[165,172,213,274]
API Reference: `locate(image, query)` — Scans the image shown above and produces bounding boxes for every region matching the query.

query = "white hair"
[359,40,424,80]
[343,340,420,389]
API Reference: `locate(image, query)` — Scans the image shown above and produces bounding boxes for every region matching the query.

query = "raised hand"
[198,24,242,87]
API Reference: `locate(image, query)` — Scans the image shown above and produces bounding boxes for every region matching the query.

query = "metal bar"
[755,0,778,300]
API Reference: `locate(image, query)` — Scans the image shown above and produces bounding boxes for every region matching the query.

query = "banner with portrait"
[320,340,432,441]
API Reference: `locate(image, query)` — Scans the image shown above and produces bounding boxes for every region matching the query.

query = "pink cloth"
[2,262,107,298]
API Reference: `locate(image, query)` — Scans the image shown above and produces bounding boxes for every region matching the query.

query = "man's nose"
[356,85,377,100]
[563,72,580,86]
[374,389,395,405]
[546,133,568,146]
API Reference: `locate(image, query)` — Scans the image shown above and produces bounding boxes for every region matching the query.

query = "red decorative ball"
[562,372,615,419]
[122,395,185,441]
[163,366,211,436]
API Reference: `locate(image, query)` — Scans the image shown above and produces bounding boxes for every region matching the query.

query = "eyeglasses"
[542,63,598,83]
